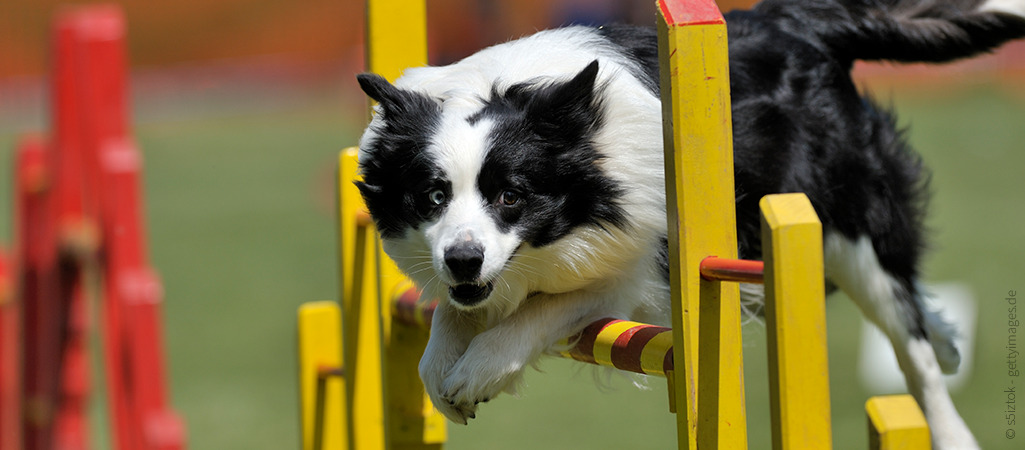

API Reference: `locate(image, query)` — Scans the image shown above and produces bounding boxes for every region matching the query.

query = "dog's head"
[354,61,627,313]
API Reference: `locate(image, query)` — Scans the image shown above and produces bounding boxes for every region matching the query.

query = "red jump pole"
[699,257,765,284]
[0,247,20,450]
[50,10,105,449]
[15,134,66,450]
[72,6,186,449]
[60,8,135,449]
[100,139,185,450]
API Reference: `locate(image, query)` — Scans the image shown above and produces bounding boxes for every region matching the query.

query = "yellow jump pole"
[361,1,446,449]
[657,1,745,449]
[297,302,346,450]
[760,193,831,449]
[334,146,384,450]
[866,395,930,450]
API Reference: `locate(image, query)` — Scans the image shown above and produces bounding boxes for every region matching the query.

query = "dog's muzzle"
[448,282,494,307]
[444,242,493,306]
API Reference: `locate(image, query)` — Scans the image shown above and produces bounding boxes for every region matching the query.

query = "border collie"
[355,0,1025,446]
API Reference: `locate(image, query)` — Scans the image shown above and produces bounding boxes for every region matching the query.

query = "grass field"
[2,79,1023,449]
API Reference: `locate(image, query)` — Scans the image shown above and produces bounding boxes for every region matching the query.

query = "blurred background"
[1,0,1024,449]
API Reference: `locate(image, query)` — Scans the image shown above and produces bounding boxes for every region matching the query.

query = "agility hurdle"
[0,6,185,450]
[296,0,929,449]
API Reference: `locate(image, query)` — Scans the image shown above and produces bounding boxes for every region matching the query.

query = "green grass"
[140,105,349,448]
[2,82,1023,449]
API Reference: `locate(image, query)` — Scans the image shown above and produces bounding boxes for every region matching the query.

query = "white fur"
[980,0,1025,18]
[823,232,977,449]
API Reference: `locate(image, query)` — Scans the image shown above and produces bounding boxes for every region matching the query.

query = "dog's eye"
[499,190,520,206]
[426,188,446,206]
[428,189,447,205]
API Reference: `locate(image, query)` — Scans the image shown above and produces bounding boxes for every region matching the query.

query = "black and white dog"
[355,0,1025,446]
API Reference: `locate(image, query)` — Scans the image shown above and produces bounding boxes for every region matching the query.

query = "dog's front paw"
[418,344,469,424]
[437,334,528,423]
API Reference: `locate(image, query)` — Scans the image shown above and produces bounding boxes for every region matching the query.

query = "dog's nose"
[444,243,484,283]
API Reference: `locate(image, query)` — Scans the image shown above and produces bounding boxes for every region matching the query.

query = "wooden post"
[867,395,930,450]
[298,302,346,450]
[760,193,831,449]
[657,1,745,449]
[331,2,445,449]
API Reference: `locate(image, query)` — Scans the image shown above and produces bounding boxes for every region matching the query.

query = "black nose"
[444,243,484,283]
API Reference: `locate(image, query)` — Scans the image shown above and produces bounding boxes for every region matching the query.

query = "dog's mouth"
[448,282,494,307]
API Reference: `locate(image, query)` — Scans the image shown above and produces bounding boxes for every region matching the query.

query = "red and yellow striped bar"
[393,288,436,329]
[561,318,675,376]
[699,257,764,284]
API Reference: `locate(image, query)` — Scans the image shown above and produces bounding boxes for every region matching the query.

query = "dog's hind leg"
[823,232,977,450]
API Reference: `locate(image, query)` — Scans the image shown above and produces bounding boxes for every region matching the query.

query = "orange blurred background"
[1,0,1022,138]
[0,0,766,78]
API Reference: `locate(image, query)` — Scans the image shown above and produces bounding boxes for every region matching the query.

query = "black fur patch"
[724,6,932,336]
[355,74,447,238]
[473,61,627,247]
[656,235,670,283]
[753,0,1025,64]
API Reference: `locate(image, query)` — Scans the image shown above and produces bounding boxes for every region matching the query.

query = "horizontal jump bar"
[699,256,764,284]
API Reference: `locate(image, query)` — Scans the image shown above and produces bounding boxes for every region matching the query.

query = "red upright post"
[50,10,103,450]
[70,6,185,449]
[0,246,20,450]
[66,8,135,449]
[16,134,64,450]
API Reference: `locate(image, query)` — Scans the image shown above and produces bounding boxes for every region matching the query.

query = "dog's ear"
[548,59,600,112]
[357,72,440,123]
[526,60,601,139]
[357,73,400,108]
[353,179,383,212]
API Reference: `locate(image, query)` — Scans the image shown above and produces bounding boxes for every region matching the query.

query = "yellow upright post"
[656,1,746,449]
[338,148,363,307]
[353,1,446,449]
[866,395,931,450]
[365,0,428,85]
[298,302,346,450]
[760,193,831,449]
[384,282,447,449]
[361,0,429,338]
[338,147,387,450]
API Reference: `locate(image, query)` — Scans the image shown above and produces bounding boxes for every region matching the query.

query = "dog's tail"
[755,0,1025,63]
